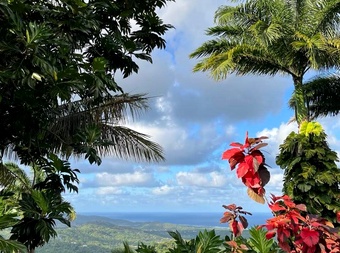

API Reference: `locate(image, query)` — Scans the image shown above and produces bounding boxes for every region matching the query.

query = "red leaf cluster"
[222,132,270,204]
[263,195,340,253]
[220,204,251,238]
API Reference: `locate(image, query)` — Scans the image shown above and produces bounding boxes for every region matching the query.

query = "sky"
[65,0,340,214]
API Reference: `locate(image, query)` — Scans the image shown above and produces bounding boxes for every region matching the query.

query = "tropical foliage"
[264,194,340,253]
[289,75,340,120]
[0,0,173,251]
[276,121,340,223]
[222,132,340,252]
[0,0,173,165]
[220,204,252,238]
[0,160,77,252]
[190,0,340,124]
[222,132,270,204]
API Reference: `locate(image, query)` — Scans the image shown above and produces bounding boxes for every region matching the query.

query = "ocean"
[79,212,273,228]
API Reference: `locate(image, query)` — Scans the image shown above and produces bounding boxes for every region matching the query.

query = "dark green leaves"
[0,0,172,165]
[276,122,340,223]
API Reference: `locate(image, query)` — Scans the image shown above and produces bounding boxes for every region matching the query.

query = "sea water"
[80,212,273,228]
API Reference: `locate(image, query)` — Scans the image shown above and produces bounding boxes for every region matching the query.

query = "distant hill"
[36,214,239,253]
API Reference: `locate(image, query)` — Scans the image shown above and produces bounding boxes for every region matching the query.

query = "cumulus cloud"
[83,171,160,188]
[152,185,174,195]
[176,171,228,188]
[96,187,125,196]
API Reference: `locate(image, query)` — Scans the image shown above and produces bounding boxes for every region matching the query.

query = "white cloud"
[152,185,173,195]
[96,187,125,195]
[94,171,159,187]
[176,171,228,188]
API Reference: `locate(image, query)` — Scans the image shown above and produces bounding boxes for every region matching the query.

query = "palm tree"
[190,0,340,125]
[289,74,340,120]
[0,162,76,253]
[3,93,164,166]
[0,0,169,166]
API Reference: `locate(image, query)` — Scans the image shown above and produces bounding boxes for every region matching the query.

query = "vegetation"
[276,121,340,223]
[33,215,232,253]
[0,0,173,252]
[222,132,270,204]
[0,0,173,166]
[221,133,340,252]
[190,0,340,124]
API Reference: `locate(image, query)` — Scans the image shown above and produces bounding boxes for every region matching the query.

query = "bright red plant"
[263,194,340,253]
[222,132,270,203]
[220,204,252,237]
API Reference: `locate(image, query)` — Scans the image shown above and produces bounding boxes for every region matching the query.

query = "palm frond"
[0,163,31,192]
[304,74,340,118]
[288,74,340,119]
[95,125,164,162]
[43,93,165,162]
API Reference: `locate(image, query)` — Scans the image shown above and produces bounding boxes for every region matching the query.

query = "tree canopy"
[0,0,174,165]
[0,1,174,252]
[190,0,340,124]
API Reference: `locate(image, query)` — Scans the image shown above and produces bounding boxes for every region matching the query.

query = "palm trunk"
[293,76,309,125]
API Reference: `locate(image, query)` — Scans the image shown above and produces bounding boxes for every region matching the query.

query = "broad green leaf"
[0,238,27,253]
[92,57,107,72]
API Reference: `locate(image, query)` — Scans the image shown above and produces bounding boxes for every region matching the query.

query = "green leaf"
[92,57,107,72]
[297,184,312,192]
[0,237,27,253]
[248,227,275,253]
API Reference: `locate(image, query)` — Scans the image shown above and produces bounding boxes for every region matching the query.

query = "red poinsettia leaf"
[230,142,244,148]
[307,246,316,253]
[248,136,268,146]
[236,162,250,178]
[239,215,249,229]
[229,152,246,170]
[237,220,244,236]
[246,154,255,168]
[250,142,268,151]
[230,220,239,237]
[252,157,260,172]
[325,238,337,250]
[220,211,234,223]
[269,203,286,212]
[250,150,264,164]
[226,240,238,248]
[295,204,307,212]
[270,194,284,203]
[257,187,265,196]
[242,172,261,187]
[222,148,242,160]
[258,166,270,186]
[239,210,252,215]
[282,195,296,208]
[278,241,291,252]
[266,231,276,240]
[318,243,326,253]
[222,204,237,211]
[244,131,250,148]
[247,187,265,204]
[301,228,319,247]
[229,159,238,170]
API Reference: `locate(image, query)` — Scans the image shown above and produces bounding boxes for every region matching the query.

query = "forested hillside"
[35,215,237,253]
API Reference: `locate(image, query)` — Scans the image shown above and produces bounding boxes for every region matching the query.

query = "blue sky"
[64,0,340,215]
